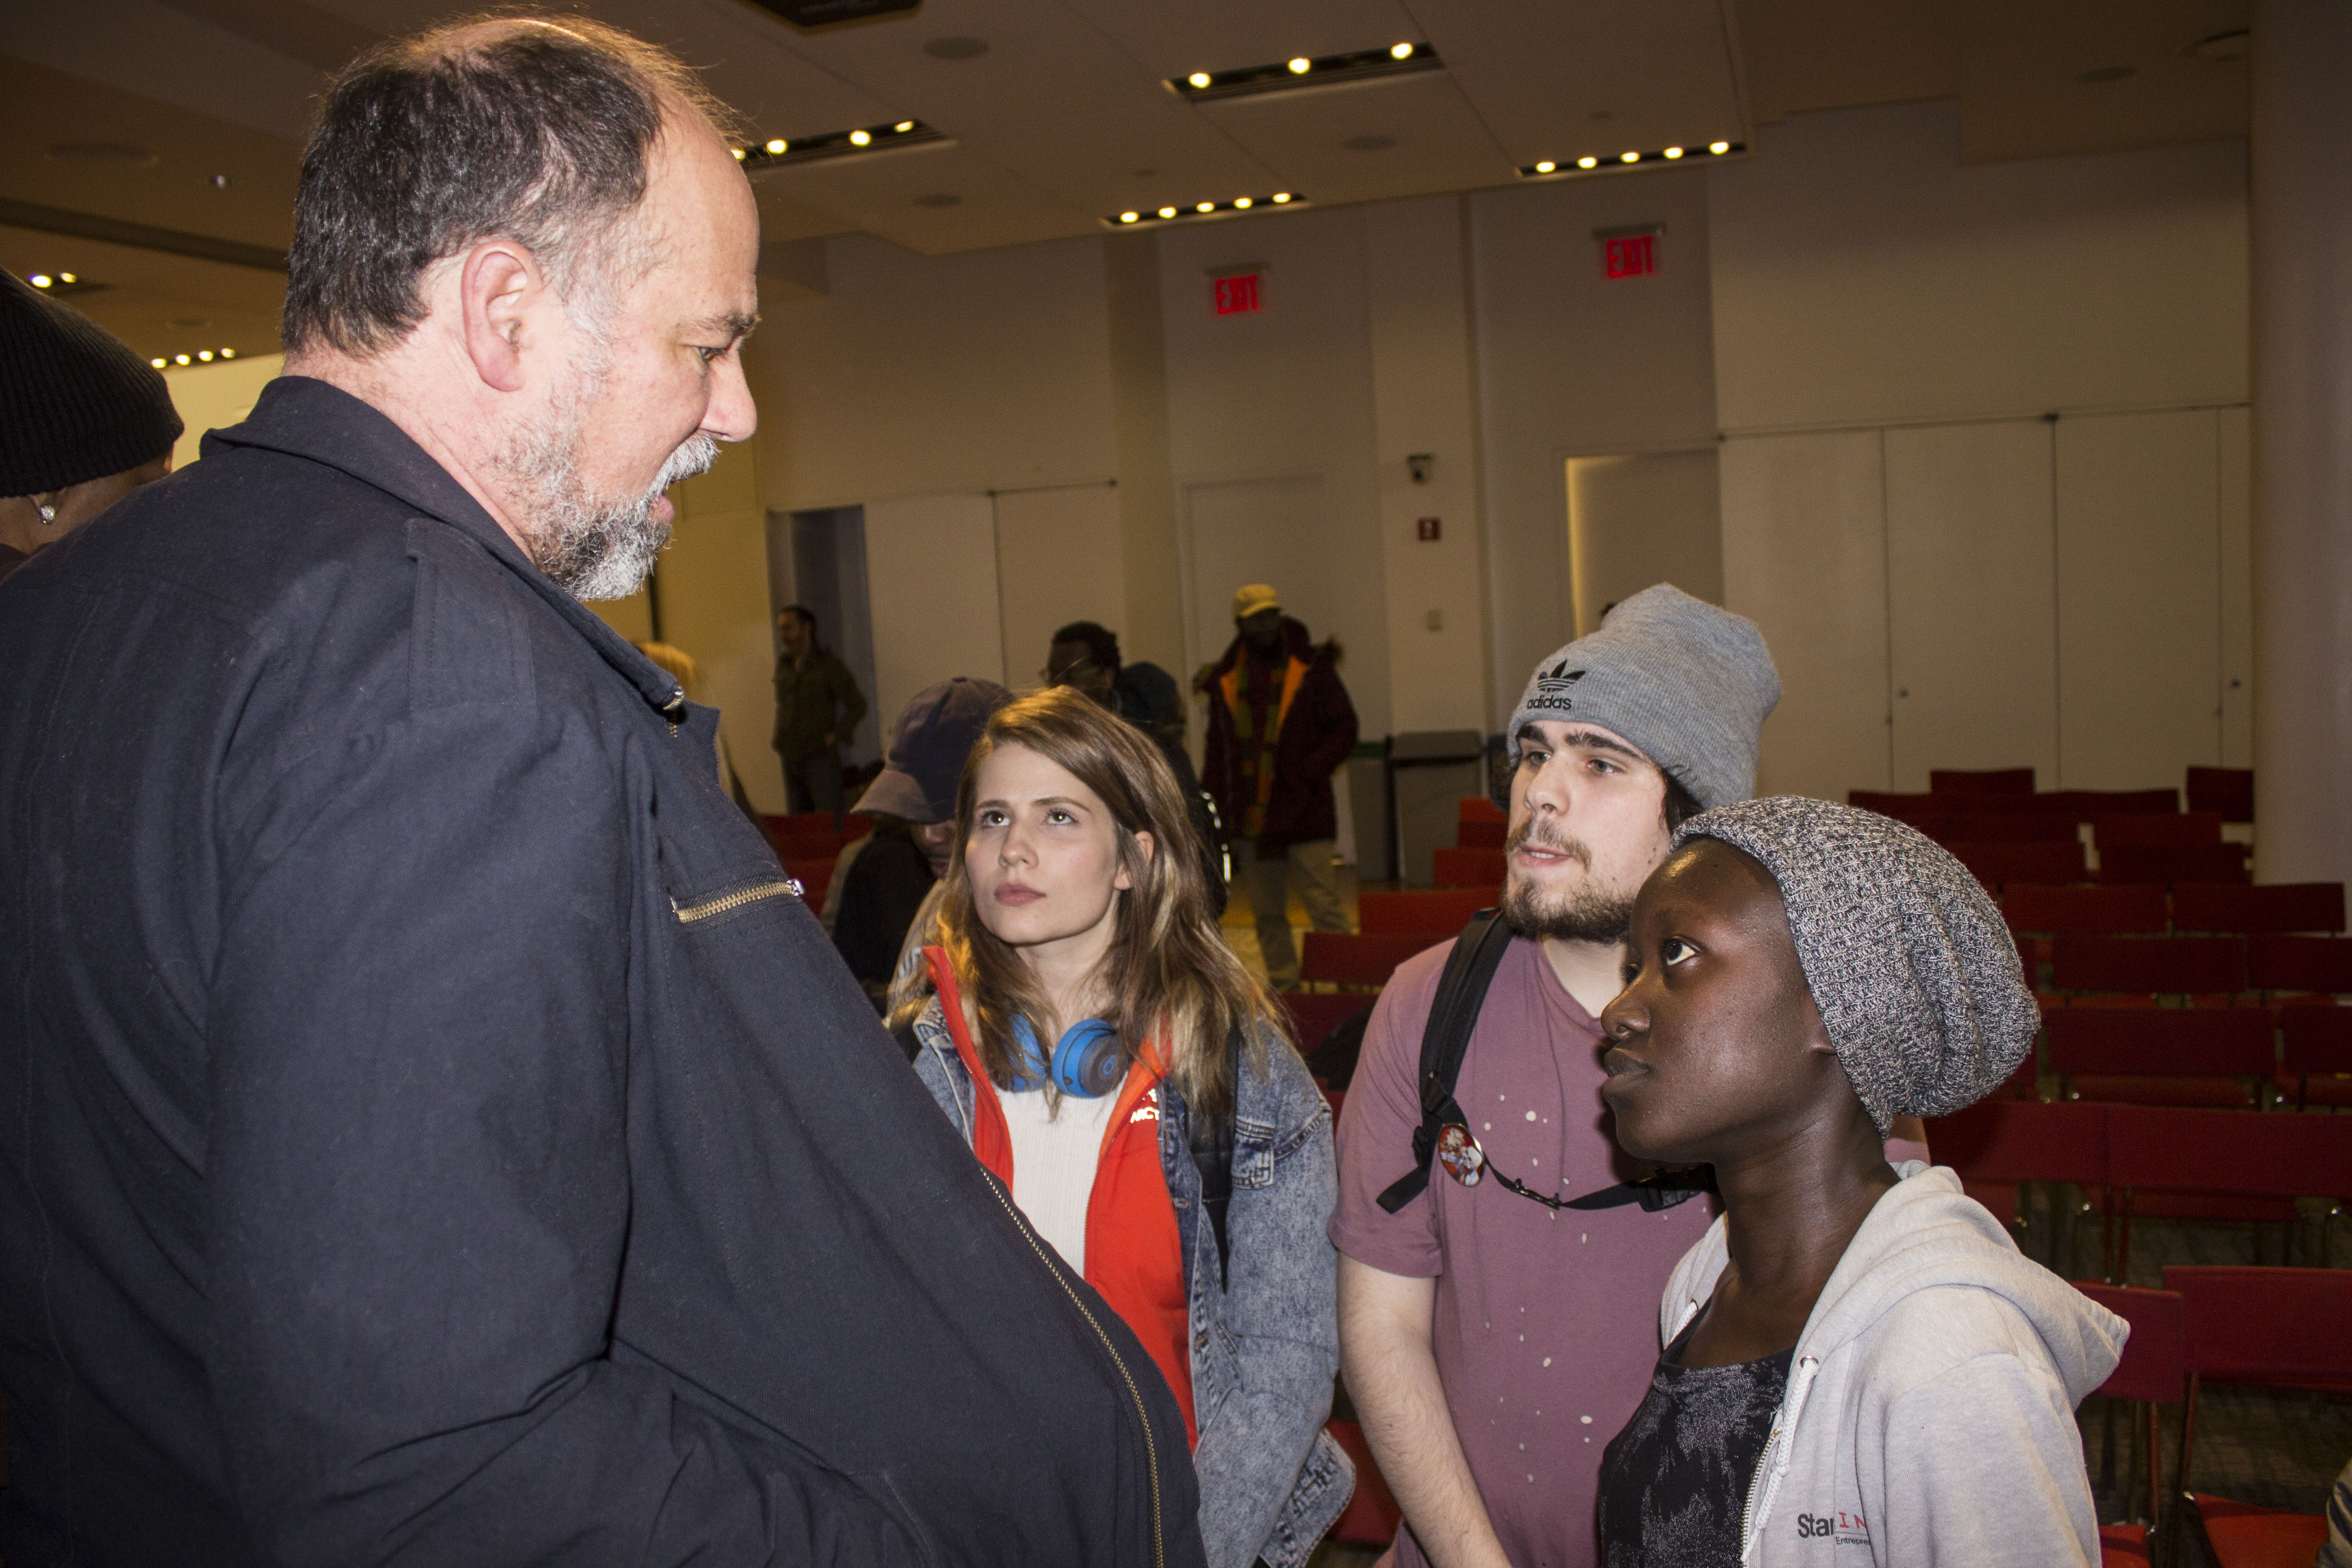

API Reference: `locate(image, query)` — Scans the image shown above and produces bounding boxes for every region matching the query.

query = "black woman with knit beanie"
[0,271,182,584]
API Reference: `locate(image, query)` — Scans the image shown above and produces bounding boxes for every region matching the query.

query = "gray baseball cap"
[858,678,1013,823]
[1500,584,1780,810]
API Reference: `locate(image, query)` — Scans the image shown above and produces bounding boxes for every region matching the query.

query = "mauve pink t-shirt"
[1330,934,1715,1568]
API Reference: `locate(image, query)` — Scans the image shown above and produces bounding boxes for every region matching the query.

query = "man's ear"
[459,239,546,395]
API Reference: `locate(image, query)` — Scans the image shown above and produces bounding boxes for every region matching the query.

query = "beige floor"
[1219,861,1364,985]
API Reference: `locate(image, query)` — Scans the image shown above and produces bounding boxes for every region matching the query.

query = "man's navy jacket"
[0,377,1203,1567]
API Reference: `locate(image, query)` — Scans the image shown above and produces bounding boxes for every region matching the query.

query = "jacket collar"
[207,375,686,719]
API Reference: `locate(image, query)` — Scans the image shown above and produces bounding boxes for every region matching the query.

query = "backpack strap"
[1376,910,1514,1214]
[1187,1031,1240,1290]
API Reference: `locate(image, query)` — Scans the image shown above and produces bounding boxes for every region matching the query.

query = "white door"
[862,494,1004,734]
[2054,410,2221,789]
[1719,430,1891,802]
[1885,420,2058,791]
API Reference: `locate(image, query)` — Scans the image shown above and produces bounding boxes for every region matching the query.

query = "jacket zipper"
[976,1171,1166,1568]
[670,879,800,925]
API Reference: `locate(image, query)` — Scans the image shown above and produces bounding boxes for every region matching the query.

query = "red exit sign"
[1594,223,1663,280]
[1210,270,1262,314]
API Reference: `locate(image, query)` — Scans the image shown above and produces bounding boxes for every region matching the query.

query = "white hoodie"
[1653,1163,2126,1567]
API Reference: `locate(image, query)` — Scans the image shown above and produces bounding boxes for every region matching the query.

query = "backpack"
[1374,910,1711,1216]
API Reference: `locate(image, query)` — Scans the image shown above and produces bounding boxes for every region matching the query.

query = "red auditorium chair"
[1958,789,2177,820]
[2277,1006,2352,1111]
[763,811,870,861]
[2185,765,2255,824]
[1324,1420,1402,1546]
[1276,991,1375,1056]
[2107,1109,2352,1278]
[2098,843,2252,887]
[1359,887,1496,937]
[1929,766,2035,794]
[2004,884,2169,935]
[2246,935,2352,998]
[2166,1266,2352,1567]
[1921,814,2081,845]
[1948,840,2087,889]
[1922,1099,2106,1272]
[1846,790,1940,823]
[2093,811,2224,847]
[1431,846,1505,887]
[784,857,834,908]
[2070,1282,2185,1566]
[2052,936,2247,999]
[2045,1009,2274,1109]
[1456,817,1506,848]
[1458,796,1505,826]
[1300,932,1443,990]
[2173,882,2347,935]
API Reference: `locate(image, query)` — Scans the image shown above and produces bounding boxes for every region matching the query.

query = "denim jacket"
[913,1003,1353,1568]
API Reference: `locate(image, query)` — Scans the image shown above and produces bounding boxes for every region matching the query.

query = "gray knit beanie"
[1673,796,2038,1137]
[1,272,182,497]
[1501,584,1780,810]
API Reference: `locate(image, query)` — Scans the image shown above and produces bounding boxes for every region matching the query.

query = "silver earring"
[37,502,56,525]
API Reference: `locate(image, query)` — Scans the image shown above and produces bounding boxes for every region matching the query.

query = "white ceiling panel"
[753,185,858,244]
[1060,0,1425,81]
[953,94,1281,217]
[753,141,1097,254]
[1957,0,2247,164]
[774,0,1150,131]
[1196,73,1515,206]
[1415,0,1744,165]
[6,0,329,142]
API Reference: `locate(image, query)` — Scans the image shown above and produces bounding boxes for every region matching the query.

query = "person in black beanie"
[0,271,183,583]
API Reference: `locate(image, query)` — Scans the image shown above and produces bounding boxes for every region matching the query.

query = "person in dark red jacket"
[1200,584,1359,990]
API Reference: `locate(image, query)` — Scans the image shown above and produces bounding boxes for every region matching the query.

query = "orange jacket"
[921,950,1197,1444]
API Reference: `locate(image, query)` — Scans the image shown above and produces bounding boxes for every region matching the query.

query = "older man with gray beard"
[0,17,1200,1568]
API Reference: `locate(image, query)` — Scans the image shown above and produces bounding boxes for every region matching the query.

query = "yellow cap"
[1231,583,1280,621]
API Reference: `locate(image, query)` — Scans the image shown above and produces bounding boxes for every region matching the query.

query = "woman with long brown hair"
[895,685,1351,1568]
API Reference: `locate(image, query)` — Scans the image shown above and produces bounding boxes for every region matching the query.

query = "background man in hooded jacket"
[1201,583,1358,990]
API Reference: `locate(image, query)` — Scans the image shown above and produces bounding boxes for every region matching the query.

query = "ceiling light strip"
[1519,141,1744,178]
[1170,43,1438,103]
[736,119,944,170]
[1107,194,1303,228]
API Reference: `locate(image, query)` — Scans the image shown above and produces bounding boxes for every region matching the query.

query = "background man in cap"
[1330,586,1926,1568]
[833,676,1011,1003]
[0,16,1197,1566]
[1202,583,1358,989]
[0,270,182,583]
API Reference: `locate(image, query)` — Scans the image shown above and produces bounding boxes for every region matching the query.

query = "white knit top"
[999,1085,1118,1274]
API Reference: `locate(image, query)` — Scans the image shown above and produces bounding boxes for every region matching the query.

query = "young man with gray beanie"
[1330,586,1926,1568]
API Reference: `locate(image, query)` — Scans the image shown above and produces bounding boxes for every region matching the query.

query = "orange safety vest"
[922,949,1197,1446]
[1218,654,1308,835]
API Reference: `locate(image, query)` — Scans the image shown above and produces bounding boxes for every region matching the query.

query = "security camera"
[1407,452,1434,484]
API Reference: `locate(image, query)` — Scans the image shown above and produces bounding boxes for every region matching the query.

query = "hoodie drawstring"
[1740,1353,1820,1565]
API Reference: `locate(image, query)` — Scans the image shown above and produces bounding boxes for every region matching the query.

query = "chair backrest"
[2003,883,2167,935]
[2092,812,2225,848]
[2051,936,2246,995]
[2099,843,2252,888]
[1456,818,1506,849]
[1457,796,1505,825]
[1359,887,1496,937]
[1922,1099,2107,1186]
[2071,1283,2185,1404]
[2247,935,2352,995]
[1923,815,2082,845]
[1431,847,1506,888]
[1847,790,1940,823]
[2173,882,2347,935]
[1299,931,1442,987]
[1931,767,2036,794]
[2044,1009,2275,1078]
[2280,1005,2352,1073]
[2184,766,2254,824]
[2108,1107,2352,1199]
[1949,841,2087,889]
[2162,1266,2352,1384]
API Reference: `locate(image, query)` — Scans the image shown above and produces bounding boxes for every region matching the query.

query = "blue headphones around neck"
[1005,1016,1125,1099]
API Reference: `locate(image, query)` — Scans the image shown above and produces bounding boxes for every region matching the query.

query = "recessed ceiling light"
[921,35,988,60]
[28,274,51,288]
[765,138,786,154]
[1664,147,1683,158]
[198,350,214,361]
[1272,192,1291,203]
[175,354,190,364]
[1709,141,1730,154]
[894,121,915,132]
[1578,156,1598,168]
[1235,196,1252,208]
[1391,42,1413,59]
[220,347,236,358]
[1159,206,1177,218]
[1188,72,1211,88]
[210,174,233,188]
[732,147,746,160]
[1620,151,1639,163]
[1120,211,1139,223]
[1534,161,1555,173]
[849,129,871,145]
[1288,57,1310,74]
[150,357,167,368]
[1197,201,1214,212]
[59,272,76,284]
